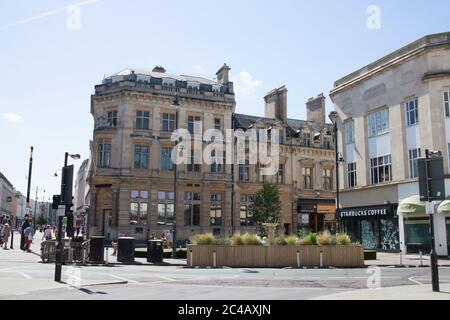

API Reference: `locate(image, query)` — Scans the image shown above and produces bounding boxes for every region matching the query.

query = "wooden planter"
[187,245,364,268]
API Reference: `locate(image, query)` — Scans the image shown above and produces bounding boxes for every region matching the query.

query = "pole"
[425,149,439,292]
[172,108,178,259]
[334,123,340,233]
[55,152,68,282]
[33,187,38,229]
[23,147,33,250]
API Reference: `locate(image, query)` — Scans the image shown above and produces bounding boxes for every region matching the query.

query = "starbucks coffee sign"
[339,205,394,219]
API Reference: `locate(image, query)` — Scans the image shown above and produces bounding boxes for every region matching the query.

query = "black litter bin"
[118,237,135,263]
[89,236,105,263]
[147,240,164,263]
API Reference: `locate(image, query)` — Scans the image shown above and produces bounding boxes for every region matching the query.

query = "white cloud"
[232,72,263,96]
[0,113,23,123]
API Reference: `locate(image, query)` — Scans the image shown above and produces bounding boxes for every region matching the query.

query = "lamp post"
[55,152,80,282]
[22,147,33,250]
[328,112,343,233]
[171,96,180,259]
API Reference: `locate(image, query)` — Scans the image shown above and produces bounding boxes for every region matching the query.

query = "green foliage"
[192,233,215,245]
[36,214,48,227]
[231,233,244,246]
[285,236,298,246]
[336,233,352,245]
[251,183,282,236]
[317,231,333,245]
[213,237,232,246]
[270,236,287,246]
[299,232,317,245]
[242,233,262,246]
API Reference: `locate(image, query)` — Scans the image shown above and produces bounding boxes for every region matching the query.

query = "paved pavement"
[1,232,450,300]
[365,252,450,268]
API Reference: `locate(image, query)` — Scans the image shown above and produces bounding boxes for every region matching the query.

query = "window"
[302,167,313,190]
[157,191,174,225]
[323,168,333,191]
[184,192,201,226]
[97,140,111,168]
[445,91,450,117]
[162,113,176,132]
[107,110,118,127]
[210,149,224,173]
[187,148,201,172]
[345,121,355,144]
[240,195,254,226]
[239,160,250,181]
[370,155,392,185]
[347,162,357,188]
[302,133,311,147]
[368,109,389,137]
[134,145,149,169]
[188,116,201,134]
[210,194,223,226]
[277,164,284,184]
[406,98,419,126]
[135,110,150,130]
[130,190,148,226]
[161,147,174,171]
[214,118,221,130]
[408,148,421,179]
[323,137,332,149]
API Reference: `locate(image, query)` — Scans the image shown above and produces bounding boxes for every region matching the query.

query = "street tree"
[251,182,282,236]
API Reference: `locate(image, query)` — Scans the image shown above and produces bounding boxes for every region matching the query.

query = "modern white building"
[330,32,450,255]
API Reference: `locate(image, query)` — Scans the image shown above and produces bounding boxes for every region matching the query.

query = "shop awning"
[397,196,425,216]
[438,200,450,213]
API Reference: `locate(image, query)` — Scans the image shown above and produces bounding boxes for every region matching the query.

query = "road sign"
[426,202,435,215]
[57,205,65,217]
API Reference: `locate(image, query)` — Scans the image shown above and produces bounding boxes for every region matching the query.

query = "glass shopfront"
[297,199,336,233]
[340,204,399,251]
[404,218,431,253]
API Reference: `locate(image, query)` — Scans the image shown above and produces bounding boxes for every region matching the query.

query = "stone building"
[0,171,16,226]
[330,32,450,254]
[88,64,336,243]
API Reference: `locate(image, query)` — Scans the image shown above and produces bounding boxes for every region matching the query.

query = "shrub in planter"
[336,233,352,245]
[242,233,262,246]
[192,233,215,245]
[213,237,232,246]
[285,236,298,246]
[299,232,317,245]
[231,233,244,246]
[317,231,333,245]
[271,236,287,246]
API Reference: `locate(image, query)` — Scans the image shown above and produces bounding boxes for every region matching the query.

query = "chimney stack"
[306,93,326,126]
[264,85,288,122]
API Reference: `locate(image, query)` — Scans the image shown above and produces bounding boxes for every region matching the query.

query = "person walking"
[0,223,4,248]
[20,214,30,251]
[2,224,10,250]
[24,225,34,252]
[43,225,53,241]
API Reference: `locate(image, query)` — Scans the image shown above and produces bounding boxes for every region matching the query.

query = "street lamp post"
[23,146,34,250]
[171,96,180,259]
[328,112,343,233]
[55,152,80,283]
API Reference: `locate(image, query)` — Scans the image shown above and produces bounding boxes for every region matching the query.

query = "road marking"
[17,272,32,279]
[110,274,138,284]
[158,276,176,282]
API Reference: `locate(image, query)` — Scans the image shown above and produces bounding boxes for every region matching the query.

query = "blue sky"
[0,0,449,199]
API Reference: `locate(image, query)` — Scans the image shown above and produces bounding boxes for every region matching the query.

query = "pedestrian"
[2,224,10,250]
[43,225,53,241]
[24,225,34,252]
[20,214,30,251]
[0,223,4,247]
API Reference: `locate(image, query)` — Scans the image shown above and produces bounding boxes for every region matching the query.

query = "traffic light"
[52,195,61,210]
[60,165,74,205]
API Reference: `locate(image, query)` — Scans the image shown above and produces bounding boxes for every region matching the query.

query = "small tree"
[36,214,48,227]
[251,183,282,236]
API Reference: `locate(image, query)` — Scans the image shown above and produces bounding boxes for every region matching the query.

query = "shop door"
[361,219,380,250]
[447,218,450,255]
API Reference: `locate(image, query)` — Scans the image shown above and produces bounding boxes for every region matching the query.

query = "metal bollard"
[106,247,109,265]
[297,251,300,268]
[420,251,423,267]
[399,249,403,266]
[190,250,193,267]
[213,250,217,268]
[82,249,86,265]
[320,251,323,268]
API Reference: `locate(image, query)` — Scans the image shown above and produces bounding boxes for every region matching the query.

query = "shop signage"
[301,214,309,224]
[339,205,393,219]
[317,204,336,214]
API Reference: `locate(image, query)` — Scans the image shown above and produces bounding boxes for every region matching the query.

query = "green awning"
[397,196,426,216]
[438,200,450,213]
